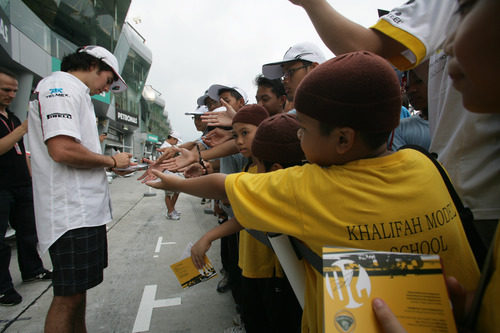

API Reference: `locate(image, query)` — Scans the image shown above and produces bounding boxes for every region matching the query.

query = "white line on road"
[155,236,176,253]
[132,285,181,332]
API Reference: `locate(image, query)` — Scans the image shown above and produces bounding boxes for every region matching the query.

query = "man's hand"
[372,298,407,333]
[112,152,133,168]
[201,99,237,127]
[202,128,233,147]
[191,237,212,270]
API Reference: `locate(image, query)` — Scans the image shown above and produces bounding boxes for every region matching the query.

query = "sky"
[126,0,405,142]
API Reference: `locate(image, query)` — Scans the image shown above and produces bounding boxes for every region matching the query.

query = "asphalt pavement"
[0,175,236,333]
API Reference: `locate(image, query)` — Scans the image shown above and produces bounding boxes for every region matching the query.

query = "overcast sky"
[126,0,405,142]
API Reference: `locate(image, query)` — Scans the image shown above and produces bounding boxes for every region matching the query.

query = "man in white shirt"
[289,0,500,265]
[28,45,132,332]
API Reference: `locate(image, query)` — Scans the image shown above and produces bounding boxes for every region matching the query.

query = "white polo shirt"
[28,71,112,253]
[372,0,500,220]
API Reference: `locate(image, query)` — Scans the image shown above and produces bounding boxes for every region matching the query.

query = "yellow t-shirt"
[225,149,480,333]
[238,165,283,278]
[477,224,500,332]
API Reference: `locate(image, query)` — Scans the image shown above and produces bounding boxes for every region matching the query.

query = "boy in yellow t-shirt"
[148,51,479,332]
[191,108,304,332]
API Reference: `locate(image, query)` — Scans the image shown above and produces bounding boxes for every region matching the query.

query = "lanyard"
[0,116,14,133]
[0,114,23,155]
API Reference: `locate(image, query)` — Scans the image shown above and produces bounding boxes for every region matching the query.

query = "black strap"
[245,229,272,248]
[400,145,487,268]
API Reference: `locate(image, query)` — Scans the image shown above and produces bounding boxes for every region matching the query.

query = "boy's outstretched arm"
[147,169,228,200]
[289,0,405,60]
[191,218,244,269]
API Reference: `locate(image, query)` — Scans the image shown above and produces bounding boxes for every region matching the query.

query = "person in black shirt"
[0,67,51,306]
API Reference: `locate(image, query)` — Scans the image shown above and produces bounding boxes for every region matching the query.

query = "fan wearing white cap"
[27,45,131,332]
[262,42,326,105]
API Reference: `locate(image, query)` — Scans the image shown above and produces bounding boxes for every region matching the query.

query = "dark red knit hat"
[251,113,305,164]
[232,104,269,127]
[294,51,401,133]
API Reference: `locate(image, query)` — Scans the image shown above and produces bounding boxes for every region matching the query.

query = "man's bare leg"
[45,293,87,333]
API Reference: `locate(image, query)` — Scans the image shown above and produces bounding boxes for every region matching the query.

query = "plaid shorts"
[49,225,108,296]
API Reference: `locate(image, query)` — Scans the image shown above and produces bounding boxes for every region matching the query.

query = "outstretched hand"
[201,99,236,127]
[145,169,181,191]
[137,158,165,182]
[202,128,234,147]
[159,147,198,172]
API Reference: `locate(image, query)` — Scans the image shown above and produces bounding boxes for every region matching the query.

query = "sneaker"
[232,313,242,326]
[223,326,245,333]
[23,269,52,283]
[173,210,181,216]
[166,212,180,220]
[216,275,230,293]
[0,288,22,306]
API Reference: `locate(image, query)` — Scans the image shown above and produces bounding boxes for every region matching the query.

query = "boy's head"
[197,89,221,111]
[252,113,305,172]
[254,74,287,116]
[185,105,208,132]
[262,42,326,102]
[61,46,127,94]
[207,84,248,111]
[231,104,269,158]
[294,51,401,166]
[167,130,182,145]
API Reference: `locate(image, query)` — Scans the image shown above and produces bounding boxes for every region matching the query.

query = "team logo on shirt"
[46,88,69,98]
[334,310,356,333]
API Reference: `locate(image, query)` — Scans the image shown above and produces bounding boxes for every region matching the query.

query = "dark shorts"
[49,225,108,296]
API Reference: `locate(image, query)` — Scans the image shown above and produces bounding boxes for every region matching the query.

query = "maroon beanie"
[232,104,269,127]
[294,51,401,133]
[251,113,305,164]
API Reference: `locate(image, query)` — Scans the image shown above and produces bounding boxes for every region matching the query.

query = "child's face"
[220,91,244,112]
[232,122,258,158]
[296,112,339,166]
[256,86,284,116]
[446,0,500,114]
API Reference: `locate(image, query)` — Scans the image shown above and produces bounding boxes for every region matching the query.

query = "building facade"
[0,0,170,158]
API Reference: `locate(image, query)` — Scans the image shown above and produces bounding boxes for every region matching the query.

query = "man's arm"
[0,119,27,155]
[290,0,405,59]
[147,170,228,200]
[46,135,131,169]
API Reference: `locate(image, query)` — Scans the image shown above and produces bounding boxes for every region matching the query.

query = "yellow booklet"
[170,255,217,289]
[323,247,457,333]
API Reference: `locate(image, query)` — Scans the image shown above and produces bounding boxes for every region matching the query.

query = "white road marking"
[132,285,181,332]
[155,236,176,253]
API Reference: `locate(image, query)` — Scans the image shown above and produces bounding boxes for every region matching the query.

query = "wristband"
[196,145,208,174]
[111,156,117,168]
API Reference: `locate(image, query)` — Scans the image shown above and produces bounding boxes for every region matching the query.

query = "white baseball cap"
[78,45,127,93]
[185,105,208,115]
[207,84,248,104]
[262,42,326,80]
[168,130,182,143]
[196,90,211,106]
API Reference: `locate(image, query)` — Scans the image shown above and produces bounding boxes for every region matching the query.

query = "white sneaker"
[223,326,245,333]
[166,212,180,220]
[232,314,242,326]
[173,210,181,216]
